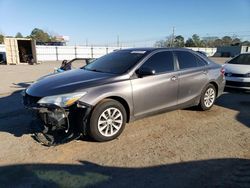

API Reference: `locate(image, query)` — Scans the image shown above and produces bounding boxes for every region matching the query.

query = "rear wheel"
[199,84,216,111]
[89,99,127,142]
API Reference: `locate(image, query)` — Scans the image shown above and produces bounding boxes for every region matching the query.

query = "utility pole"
[117,35,120,47]
[86,39,88,46]
[172,26,175,47]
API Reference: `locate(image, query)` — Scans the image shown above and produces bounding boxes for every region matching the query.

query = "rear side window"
[141,51,174,74]
[176,51,206,70]
[196,55,208,66]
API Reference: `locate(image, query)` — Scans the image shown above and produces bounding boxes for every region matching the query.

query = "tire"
[199,84,216,111]
[89,99,127,142]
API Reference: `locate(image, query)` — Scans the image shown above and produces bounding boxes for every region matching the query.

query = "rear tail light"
[220,67,225,75]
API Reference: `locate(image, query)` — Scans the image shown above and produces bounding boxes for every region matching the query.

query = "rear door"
[131,50,178,117]
[174,50,208,105]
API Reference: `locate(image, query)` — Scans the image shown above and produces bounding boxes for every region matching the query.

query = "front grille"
[23,94,41,107]
[225,73,246,77]
[226,81,250,87]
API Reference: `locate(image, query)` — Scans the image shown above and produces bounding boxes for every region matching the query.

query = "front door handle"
[171,76,178,81]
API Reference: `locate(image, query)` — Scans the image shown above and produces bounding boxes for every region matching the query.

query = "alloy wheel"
[204,88,215,108]
[97,107,123,137]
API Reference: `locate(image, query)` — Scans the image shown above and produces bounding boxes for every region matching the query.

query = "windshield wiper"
[83,67,105,73]
[90,69,103,72]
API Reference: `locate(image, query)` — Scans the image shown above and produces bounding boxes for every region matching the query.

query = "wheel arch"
[94,96,131,123]
[208,81,219,97]
[107,96,131,123]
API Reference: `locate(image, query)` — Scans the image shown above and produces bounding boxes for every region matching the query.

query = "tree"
[155,40,167,48]
[185,38,195,47]
[29,28,51,42]
[213,39,223,47]
[192,34,200,47]
[221,36,232,46]
[154,36,173,48]
[231,38,241,46]
[174,35,185,47]
[15,32,23,38]
[241,40,250,46]
[202,37,218,47]
[0,34,4,44]
[184,34,203,47]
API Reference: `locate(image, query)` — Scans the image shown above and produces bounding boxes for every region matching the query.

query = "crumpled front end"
[23,92,91,146]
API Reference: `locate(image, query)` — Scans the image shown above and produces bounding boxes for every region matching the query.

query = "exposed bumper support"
[26,102,92,146]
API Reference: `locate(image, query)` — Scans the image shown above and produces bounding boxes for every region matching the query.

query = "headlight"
[38,92,87,107]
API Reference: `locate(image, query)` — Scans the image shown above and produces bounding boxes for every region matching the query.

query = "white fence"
[187,47,217,57]
[0,44,5,52]
[0,44,217,62]
[36,46,125,61]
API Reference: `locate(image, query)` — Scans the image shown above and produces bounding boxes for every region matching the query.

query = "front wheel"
[199,84,216,111]
[89,99,127,142]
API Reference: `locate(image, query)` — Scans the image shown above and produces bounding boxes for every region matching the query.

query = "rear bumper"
[217,77,226,97]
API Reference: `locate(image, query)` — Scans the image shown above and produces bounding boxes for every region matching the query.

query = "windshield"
[228,54,250,65]
[83,50,148,74]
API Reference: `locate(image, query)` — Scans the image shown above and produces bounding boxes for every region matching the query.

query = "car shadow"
[0,158,249,188]
[11,81,33,90]
[0,82,33,137]
[215,88,250,128]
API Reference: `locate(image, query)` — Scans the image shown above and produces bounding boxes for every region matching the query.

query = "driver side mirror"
[136,67,156,77]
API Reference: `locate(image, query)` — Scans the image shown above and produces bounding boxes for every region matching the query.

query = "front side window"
[140,51,174,74]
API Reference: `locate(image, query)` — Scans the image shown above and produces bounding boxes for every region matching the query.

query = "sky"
[0,0,250,46]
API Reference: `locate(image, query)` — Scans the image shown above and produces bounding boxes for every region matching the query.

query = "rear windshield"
[83,50,148,74]
[228,54,250,65]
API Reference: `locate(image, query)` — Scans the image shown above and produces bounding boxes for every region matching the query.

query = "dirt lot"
[0,58,250,187]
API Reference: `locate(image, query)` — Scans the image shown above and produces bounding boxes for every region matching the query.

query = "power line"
[80,30,250,47]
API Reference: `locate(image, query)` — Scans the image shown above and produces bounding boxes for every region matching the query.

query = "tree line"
[155,34,250,48]
[0,28,57,44]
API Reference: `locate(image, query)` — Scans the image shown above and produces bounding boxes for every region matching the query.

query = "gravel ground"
[0,57,250,187]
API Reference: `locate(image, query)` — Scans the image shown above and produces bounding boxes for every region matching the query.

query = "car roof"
[119,47,194,53]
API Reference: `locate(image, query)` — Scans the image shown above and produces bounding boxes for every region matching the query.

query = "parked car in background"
[23,48,225,145]
[224,53,250,90]
[55,58,96,73]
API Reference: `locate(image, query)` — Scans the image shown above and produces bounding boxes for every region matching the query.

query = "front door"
[131,51,178,117]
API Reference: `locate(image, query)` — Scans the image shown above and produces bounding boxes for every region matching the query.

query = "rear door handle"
[171,76,178,81]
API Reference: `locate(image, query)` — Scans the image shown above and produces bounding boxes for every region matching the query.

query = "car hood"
[26,69,117,97]
[223,64,250,74]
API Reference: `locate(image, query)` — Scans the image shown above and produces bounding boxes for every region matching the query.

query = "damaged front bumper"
[23,93,92,145]
[32,105,70,132]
